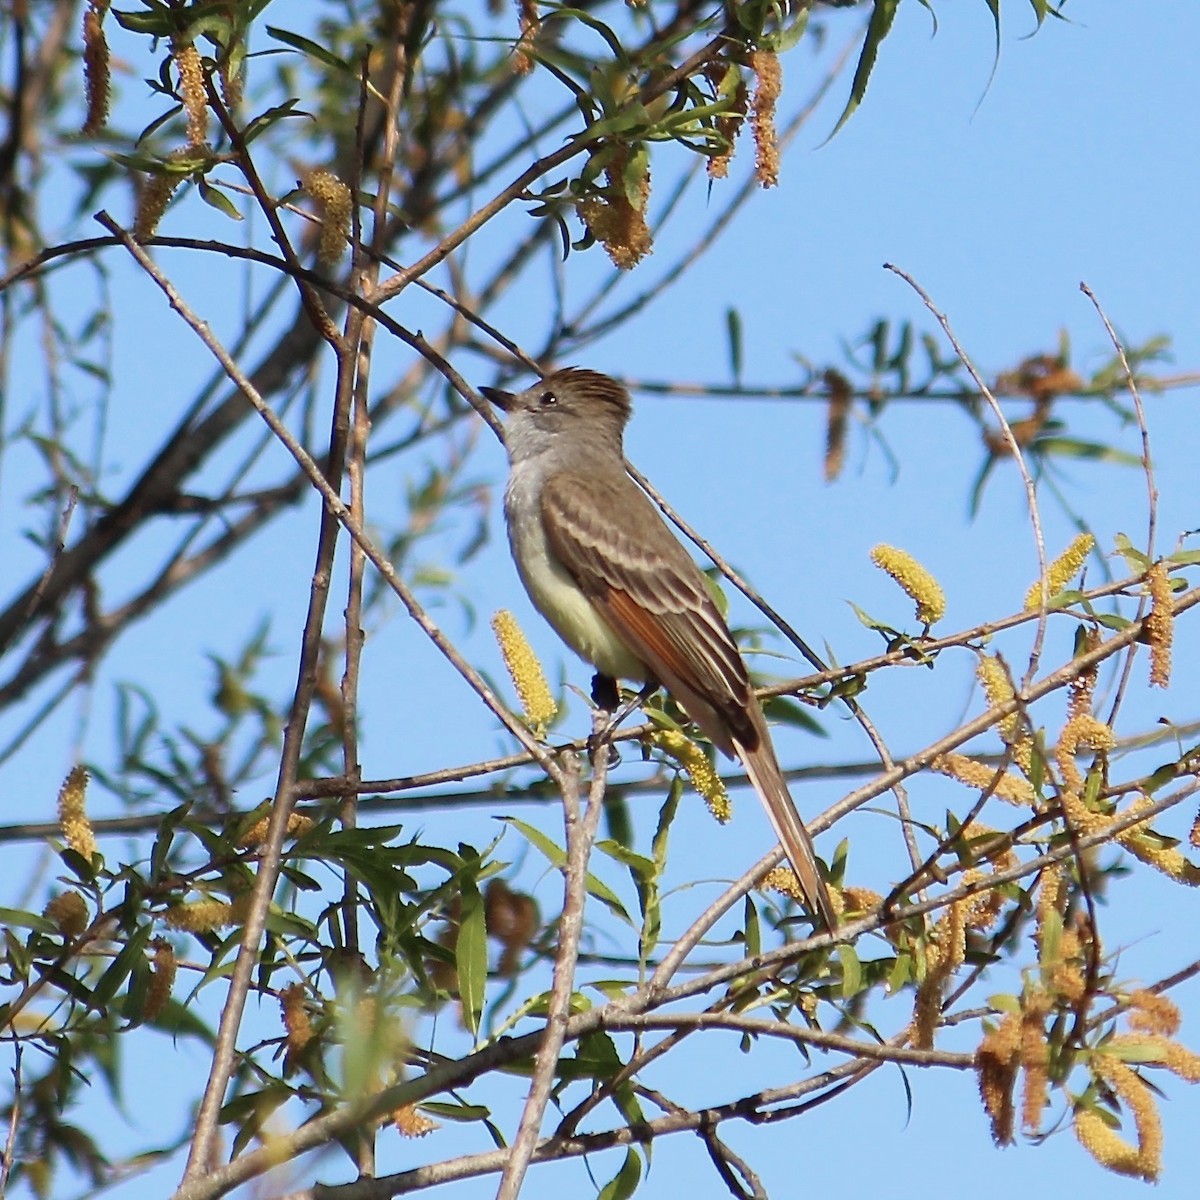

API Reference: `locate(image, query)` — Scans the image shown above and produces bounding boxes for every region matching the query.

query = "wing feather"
[540,470,757,747]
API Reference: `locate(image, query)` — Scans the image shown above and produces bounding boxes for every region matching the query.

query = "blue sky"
[4,2,1200,1196]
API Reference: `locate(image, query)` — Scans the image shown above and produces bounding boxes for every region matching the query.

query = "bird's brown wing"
[539,469,757,751]
[541,468,836,931]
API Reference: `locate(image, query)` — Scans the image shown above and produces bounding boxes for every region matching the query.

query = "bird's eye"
[538,390,557,407]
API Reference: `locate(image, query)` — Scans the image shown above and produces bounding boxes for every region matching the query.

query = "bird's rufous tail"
[734,729,836,933]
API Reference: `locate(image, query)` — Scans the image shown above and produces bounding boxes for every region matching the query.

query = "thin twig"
[495,713,609,1199]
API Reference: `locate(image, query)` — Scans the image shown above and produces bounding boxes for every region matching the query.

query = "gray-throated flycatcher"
[482,368,835,931]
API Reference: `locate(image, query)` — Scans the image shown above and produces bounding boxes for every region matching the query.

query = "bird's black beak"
[480,386,514,413]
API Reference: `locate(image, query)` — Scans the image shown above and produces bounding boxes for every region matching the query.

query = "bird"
[481,367,836,931]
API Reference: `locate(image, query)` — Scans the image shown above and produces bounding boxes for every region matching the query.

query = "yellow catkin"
[913,902,964,1048]
[513,0,539,74]
[81,2,111,135]
[652,729,730,823]
[705,60,748,180]
[1190,806,1200,850]
[43,891,88,937]
[1019,993,1051,1135]
[577,145,653,270]
[144,939,177,1020]
[1074,1109,1148,1181]
[239,812,316,849]
[1076,1058,1162,1182]
[305,169,352,267]
[57,765,97,861]
[931,753,1036,807]
[761,866,842,916]
[162,892,253,932]
[1120,834,1200,885]
[280,981,313,1069]
[1024,533,1095,610]
[134,173,180,240]
[490,610,558,737]
[976,654,1025,750]
[1144,560,1173,688]
[748,49,781,188]
[134,146,199,240]
[1055,712,1115,832]
[393,1103,440,1137]
[1127,989,1181,1037]
[172,40,208,147]
[976,1013,1021,1146]
[838,886,880,917]
[870,544,946,625]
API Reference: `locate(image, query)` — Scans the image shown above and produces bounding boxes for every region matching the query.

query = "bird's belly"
[511,520,649,682]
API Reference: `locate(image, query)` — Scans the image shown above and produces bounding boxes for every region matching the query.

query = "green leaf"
[838,943,862,1000]
[762,695,826,737]
[765,10,811,55]
[92,923,153,1009]
[457,880,487,1037]
[886,951,912,993]
[1033,436,1142,466]
[266,26,354,75]
[0,907,57,934]
[988,992,1023,1015]
[825,0,901,142]
[503,819,631,923]
[743,893,761,959]
[198,179,242,221]
[598,1149,642,1200]
[421,1100,492,1122]
[242,99,309,145]
[1114,533,1151,571]
[726,307,743,384]
[594,840,655,880]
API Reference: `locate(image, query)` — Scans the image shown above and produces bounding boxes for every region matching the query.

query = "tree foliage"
[4,2,1200,1199]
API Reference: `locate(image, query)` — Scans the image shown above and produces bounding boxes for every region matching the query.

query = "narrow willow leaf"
[457,881,487,1037]
[598,1148,642,1200]
[826,0,901,142]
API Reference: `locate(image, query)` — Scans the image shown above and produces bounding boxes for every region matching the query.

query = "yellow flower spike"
[931,753,1036,807]
[975,654,1027,752]
[748,49,781,188]
[393,1103,440,1138]
[513,0,540,75]
[1126,989,1182,1037]
[705,59,747,181]
[239,812,316,849]
[1076,1058,1163,1182]
[870,544,946,626]
[1024,533,1095,610]
[491,610,558,738]
[651,728,730,823]
[1144,560,1174,688]
[162,893,252,933]
[1019,996,1051,1135]
[305,169,352,267]
[43,891,89,937]
[144,940,177,1020]
[171,40,208,147]
[976,1012,1021,1146]
[82,2,111,135]
[57,765,97,862]
[577,145,652,270]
